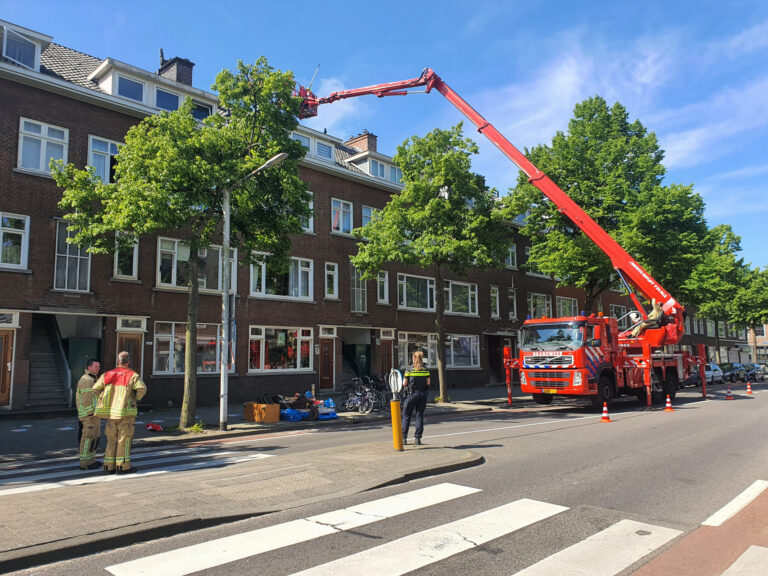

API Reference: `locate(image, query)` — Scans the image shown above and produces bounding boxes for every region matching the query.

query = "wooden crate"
[244,403,280,423]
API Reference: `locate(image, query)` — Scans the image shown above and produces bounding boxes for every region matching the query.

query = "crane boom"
[298,68,685,343]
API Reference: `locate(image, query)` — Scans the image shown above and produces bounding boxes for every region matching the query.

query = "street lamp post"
[220,152,289,431]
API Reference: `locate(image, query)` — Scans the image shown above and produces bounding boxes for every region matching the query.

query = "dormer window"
[156,88,180,111]
[370,159,386,178]
[191,102,211,120]
[292,133,310,149]
[117,75,144,102]
[316,141,333,160]
[3,27,39,70]
[389,166,402,183]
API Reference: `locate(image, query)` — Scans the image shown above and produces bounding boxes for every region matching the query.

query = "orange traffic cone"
[600,402,612,423]
[664,395,674,412]
[725,385,734,400]
[747,382,753,394]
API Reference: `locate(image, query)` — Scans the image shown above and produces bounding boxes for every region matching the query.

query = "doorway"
[0,330,12,406]
[319,339,334,389]
[117,333,144,378]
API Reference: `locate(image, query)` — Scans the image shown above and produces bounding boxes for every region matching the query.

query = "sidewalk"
[0,385,519,572]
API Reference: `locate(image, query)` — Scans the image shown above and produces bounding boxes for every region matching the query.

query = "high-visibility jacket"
[404,368,431,391]
[93,366,147,419]
[75,371,99,419]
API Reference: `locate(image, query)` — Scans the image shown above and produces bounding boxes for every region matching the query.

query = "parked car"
[720,362,747,383]
[745,363,765,381]
[704,363,724,384]
[681,367,702,387]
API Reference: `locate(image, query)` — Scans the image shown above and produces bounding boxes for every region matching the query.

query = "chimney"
[345,130,377,153]
[157,55,195,86]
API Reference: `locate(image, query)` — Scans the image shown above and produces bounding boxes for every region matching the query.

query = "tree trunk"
[433,265,449,402]
[748,324,757,363]
[180,254,199,428]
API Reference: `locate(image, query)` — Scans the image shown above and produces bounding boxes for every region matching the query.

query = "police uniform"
[75,369,100,469]
[93,365,147,473]
[402,367,430,444]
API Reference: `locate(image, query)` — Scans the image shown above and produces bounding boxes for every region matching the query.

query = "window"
[377,271,389,304]
[398,332,437,368]
[527,292,552,319]
[291,133,310,149]
[444,281,478,315]
[557,296,578,317]
[248,326,313,371]
[3,28,38,70]
[756,325,765,337]
[351,265,367,312]
[18,118,68,174]
[331,198,353,234]
[155,88,180,111]
[0,311,20,327]
[191,102,211,120]
[490,286,500,318]
[0,212,29,269]
[302,195,314,233]
[88,136,120,183]
[362,205,375,228]
[706,319,715,337]
[525,246,546,275]
[685,314,691,334]
[445,334,480,367]
[370,159,386,178]
[54,221,90,292]
[325,262,338,299]
[316,141,333,160]
[153,321,230,374]
[389,165,402,183]
[114,234,138,279]
[718,322,726,338]
[157,238,235,291]
[505,244,517,269]
[610,304,628,329]
[118,317,145,331]
[508,288,517,320]
[398,274,435,311]
[251,256,313,300]
[117,75,144,102]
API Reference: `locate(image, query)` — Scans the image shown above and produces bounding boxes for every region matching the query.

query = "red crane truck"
[297,68,706,408]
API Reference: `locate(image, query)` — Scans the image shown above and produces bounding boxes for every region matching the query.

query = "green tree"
[351,124,511,401]
[507,96,708,311]
[52,58,311,427]
[682,225,746,361]
[729,267,768,361]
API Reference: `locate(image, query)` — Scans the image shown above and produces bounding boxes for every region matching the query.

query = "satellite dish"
[388,369,403,394]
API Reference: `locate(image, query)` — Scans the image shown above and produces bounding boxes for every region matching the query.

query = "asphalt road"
[8,385,768,576]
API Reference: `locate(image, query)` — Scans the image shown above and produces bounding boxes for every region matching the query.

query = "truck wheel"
[663,370,679,401]
[532,393,553,405]
[590,375,614,410]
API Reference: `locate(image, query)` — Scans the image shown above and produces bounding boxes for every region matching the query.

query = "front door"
[0,330,12,406]
[380,339,393,377]
[319,339,334,390]
[117,333,143,378]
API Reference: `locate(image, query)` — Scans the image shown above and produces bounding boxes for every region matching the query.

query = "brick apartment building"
[0,19,744,414]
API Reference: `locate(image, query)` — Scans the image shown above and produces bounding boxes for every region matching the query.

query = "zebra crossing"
[103,482,692,576]
[0,443,272,496]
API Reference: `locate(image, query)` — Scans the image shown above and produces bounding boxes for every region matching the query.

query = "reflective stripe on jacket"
[93,366,147,419]
[404,369,431,390]
[76,371,98,419]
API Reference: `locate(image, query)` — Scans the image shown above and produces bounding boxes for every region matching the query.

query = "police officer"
[76,358,101,469]
[402,350,431,445]
[93,351,147,474]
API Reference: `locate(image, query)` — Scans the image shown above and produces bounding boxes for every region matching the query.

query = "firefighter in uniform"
[402,350,431,445]
[76,358,101,469]
[93,351,147,474]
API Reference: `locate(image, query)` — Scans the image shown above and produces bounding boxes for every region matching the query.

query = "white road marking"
[105,482,481,576]
[511,519,682,575]
[702,480,768,526]
[289,498,568,576]
[0,454,273,496]
[721,545,768,575]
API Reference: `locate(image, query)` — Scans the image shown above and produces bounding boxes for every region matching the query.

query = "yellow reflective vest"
[93,366,147,419]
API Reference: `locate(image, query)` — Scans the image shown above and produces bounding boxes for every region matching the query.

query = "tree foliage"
[507,96,708,311]
[52,57,311,426]
[351,124,511,400]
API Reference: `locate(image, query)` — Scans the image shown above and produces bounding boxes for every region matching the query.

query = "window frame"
[556,296,579,317]
[302,195,314,233]
[156,237,235,293]
[248,325,313,372]
[18,117,69,175]
[155,87,181,111]
[54,221,91,293]
[505,243,517,269]
[444,280,478,316]
[398,331,437,368]
[445,333,481,368]
[609,304,629,329]
[526,291,552,319]
[2,27,40,70]
[324,262,339,299]
[250,255,314,301]
[116,74,145,103]
[113,233,139,280]
[350,265,367,313]
[88,135,121,183]
[397,273,436,312]
[153,321,231,375]
[490,286,500,318]
[331,198,353,235]
[0,212,30,270]
[377,270,389,304]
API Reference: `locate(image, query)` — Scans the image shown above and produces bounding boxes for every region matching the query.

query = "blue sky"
[5,1,767,268]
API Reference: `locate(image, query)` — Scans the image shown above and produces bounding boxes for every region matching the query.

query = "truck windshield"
[520,323,585,351]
